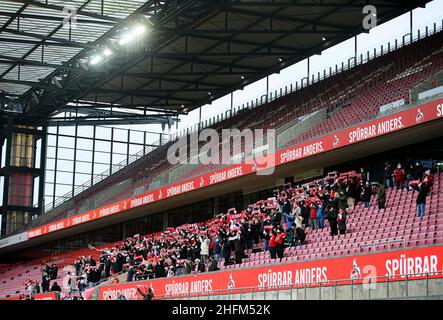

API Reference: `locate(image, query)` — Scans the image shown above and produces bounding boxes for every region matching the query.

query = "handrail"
[152,270,443,300]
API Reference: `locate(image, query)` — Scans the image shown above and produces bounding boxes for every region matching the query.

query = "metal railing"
[152,271,443,300]
[359,238,406,252]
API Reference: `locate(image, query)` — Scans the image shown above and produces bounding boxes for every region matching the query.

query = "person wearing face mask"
[384,162,393,189]
[392,163,406,190]
[362,181,372,208]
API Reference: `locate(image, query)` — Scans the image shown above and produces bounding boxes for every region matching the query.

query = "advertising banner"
[98,245,443,300]
[27,98,443,239]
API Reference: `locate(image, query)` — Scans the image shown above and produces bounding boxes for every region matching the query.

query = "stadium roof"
[0,0,430,126]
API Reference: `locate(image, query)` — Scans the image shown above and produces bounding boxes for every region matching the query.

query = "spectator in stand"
[67,271,77,293]
[384,162,393,188]
[167,266,175,278]
[213,235,222,263]
[251,218,262,245]
[41,273,50,293]
[360,167,369,183]
[362,181,372,208]
[222,237,231,267]
[50,264,58,280]
[292,201,302,216]
[295,226,306,246]
[184,260,192,275]
[50,281,61,292]
[406,163,415,191]
[275,227,286,260]
[392,163,406,190]
[337,209,347,235]
[316,203,325,229]
[413,161,424,181]
[376,183,386,211]
[281,197,292,217]
[242,220,253,250]
[301,200,310,228]
[195,259,205,273]
[283,210,295,231]
[325,205,338,237]
[309,202,318,230]
[35,282,40,294]
[261,216,272,252]
[176,262,183,276]
[59,164,416,291]
[346,177,357,209]
[294,211,304,229]
[411,178,433,218]
[233,230,245,264]
[338,191,348,210]
[285,224,296,247]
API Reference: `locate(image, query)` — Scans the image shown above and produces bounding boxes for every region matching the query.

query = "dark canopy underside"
[0,0,430,126]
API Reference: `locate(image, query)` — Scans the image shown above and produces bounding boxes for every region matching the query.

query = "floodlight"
[90,55,103,65]
[103,48,113,57]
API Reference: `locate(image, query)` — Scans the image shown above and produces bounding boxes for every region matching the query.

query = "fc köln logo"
[252,160,257,170]
[350,259,362,279]
[416,108,424,123]
[200,176,204,187]
[227,273,236,289]
[158,190,163,199]
[333,134,340,147]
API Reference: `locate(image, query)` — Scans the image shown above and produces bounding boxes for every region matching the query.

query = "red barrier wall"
[98,245,443,300]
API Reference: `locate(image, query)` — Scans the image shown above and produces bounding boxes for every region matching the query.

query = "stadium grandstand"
[0,0,443,302]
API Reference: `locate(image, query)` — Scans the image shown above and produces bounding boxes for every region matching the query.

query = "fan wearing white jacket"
[199,236,210,265]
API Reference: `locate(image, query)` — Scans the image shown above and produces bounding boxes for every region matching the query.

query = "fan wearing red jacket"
[275,228,286,260]
[392,163,406,190]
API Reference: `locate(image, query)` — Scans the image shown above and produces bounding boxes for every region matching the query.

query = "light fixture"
[322,37,326,41]
[90,55,103,65]
[278,58,283,62]
[241,75,245,80]
[133,24,146,36]
[103,48,113,57]
[208,91,212,95]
